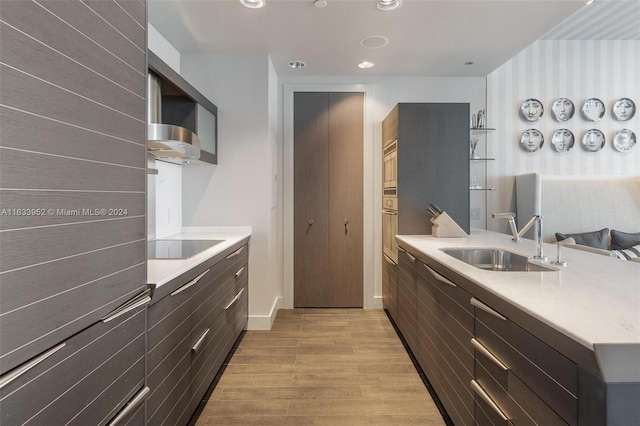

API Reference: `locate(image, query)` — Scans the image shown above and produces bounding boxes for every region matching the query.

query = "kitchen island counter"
[396,230,640,383]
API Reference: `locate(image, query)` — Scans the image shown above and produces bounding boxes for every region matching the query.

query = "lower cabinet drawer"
[0,309,146,426]
[190,308,236,414]
[474,304,577,424]
[235,285,248,335]
[476,352,567,425]
[474,392,512,426]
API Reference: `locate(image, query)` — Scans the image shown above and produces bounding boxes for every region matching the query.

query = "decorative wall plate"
[612,98,636,121]
[581,98,605,122]
[613,129,636,152]
[551,98,575,122]
[520,98,544,122]
[520,129,544,152]
[551,129,575,152]
[582,129,605,152]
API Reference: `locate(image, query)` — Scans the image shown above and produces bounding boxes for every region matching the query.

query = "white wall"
[180,53,277,329]
[487,40,640,232]
[148,24,183,239]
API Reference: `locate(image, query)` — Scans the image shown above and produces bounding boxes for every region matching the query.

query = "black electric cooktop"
[147,239,223,259]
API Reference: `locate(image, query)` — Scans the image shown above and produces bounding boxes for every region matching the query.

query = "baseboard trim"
[372,295,384,309]
[247,296,283,330]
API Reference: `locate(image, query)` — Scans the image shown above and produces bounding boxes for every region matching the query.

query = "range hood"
[147,71,201,163]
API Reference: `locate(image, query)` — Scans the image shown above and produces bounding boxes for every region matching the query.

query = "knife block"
[431,211,468,238]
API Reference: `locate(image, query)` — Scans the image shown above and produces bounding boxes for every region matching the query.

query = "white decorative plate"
[520,99,544,122]
[551,98,575,122]
[613,129,636,152]
[520,129,544,152]
[551,129,575,152]
[612,98,636,121]
[581,98,605,122]
[582,129,605,152]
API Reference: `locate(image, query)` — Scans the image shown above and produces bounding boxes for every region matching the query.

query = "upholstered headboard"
[515,173,640,243]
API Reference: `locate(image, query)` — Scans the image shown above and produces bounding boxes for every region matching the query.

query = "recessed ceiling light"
[289,61,306,69]
[586,0,594,4]
[314,0,328,8]
[377,0,401,11]
[361,36,389,49]
[240,0,265,9]
[358,61,375,69]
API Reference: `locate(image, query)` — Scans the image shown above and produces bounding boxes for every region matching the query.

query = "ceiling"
[148,0,639,77]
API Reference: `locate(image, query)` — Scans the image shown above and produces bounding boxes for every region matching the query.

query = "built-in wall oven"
[382,139,398,263]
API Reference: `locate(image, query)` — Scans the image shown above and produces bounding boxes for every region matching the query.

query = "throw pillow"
[610,244,640,261]
[610,230,640,250]
[555,228,609,250]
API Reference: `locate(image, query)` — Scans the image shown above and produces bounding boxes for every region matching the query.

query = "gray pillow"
[556,228,609,249]
[611,230,640,250]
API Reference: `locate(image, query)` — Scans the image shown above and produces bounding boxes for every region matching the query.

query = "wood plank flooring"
[195,309,446,425]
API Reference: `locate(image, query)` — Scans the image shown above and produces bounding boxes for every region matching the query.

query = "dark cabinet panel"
[396,249,418,353]
[475,306,577,424]
[388,103,470,236]
[0,0,145,97]
[190,308,236,414]
[147,242,249,426]
[0,263,145,375]
[0,216,145,272]
[382,255,398,320]
[0,22,144,121]
[415,259,474,426]
[0,107,144,167]
[0,309,146,426]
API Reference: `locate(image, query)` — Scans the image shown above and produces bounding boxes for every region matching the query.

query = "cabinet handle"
[192,328,210,353]
[106,386,150,426]
[0,342,66,390]
[406,253,416,262]
[235,266,245,278]
[226,246,244,259]
[225,288,245,310]
[397,246,406,253]
[170,269,210,297]
[423,264,457,287]
[471,380,509,422]
[471,298,507,321]
[471,338,508,371]
[102,290,151,323]
[383,254,396,265]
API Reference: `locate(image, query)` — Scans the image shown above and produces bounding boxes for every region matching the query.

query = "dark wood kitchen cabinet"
[0,0,148,424]
[471,297,578,425]
[383,103,470,237]
[415,257,474,426]
[147,241,249,426]
[396,243,474,426]
[0,307,148,426]
[393,240,614,425]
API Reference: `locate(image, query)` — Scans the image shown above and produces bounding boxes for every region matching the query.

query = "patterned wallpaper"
[485,39,640,231]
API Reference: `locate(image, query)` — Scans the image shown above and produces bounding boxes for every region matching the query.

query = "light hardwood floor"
[195,309,446,425]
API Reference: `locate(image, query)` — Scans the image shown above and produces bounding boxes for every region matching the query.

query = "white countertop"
[396,230,640,351]
[147,226,251,287]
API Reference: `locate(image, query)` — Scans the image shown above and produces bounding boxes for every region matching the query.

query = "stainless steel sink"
[441,248,554,272]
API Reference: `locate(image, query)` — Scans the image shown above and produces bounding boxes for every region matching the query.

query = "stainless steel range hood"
[147,71,201,163]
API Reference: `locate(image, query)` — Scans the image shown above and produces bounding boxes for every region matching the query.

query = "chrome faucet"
[492,212,546,260]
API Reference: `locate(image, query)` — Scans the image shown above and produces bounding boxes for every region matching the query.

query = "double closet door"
[293,92,363,307]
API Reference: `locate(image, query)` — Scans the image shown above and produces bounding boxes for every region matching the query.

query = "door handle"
[344,219,349,234]
[308,219,314,225]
